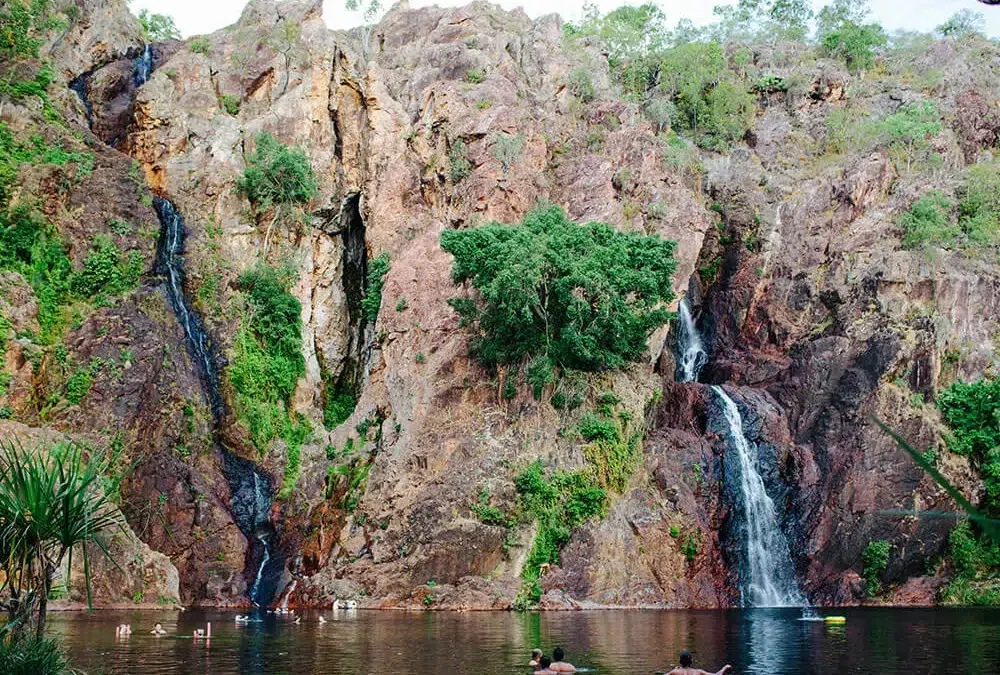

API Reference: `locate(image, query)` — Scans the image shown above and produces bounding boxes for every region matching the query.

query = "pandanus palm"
[0,440,123,639]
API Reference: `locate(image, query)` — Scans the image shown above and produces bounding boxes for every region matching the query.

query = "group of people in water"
[529,647,577,672]
[528,648,731,674]
[124,616,730,674]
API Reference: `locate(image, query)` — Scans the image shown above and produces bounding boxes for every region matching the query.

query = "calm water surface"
[49,607,1000,675]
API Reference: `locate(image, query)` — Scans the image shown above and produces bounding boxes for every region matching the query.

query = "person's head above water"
[553,647,565,661]
[540,656,552,668]
[680,651,693,667]
[532,649,543,659]
[154,623,162,629]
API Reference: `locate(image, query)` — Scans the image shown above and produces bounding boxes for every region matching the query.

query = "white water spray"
[677,298,707,383]
[250,535,270,605]
[280,580,297,611]
[712,385,806,608]
[134,44,152,86]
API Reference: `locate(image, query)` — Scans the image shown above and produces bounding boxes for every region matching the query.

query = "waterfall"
[250,535,270,604]
[153,198,224,418]
[279,579,297,610]
[712,385,806,608]
[153,197,282,607]
[133,43,153,87]
[676,298,707,383]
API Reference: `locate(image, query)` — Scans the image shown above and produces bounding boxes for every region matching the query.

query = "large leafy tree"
[659,41,754,150]
[136,9,180,42]
[817,0,887,73]
[0,441,123,639]
[440,206,677,379]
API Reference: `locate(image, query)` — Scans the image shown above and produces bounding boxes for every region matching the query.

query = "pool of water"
[49,607,1000,674]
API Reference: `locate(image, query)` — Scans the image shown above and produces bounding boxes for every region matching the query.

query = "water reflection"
[47,607,1000,675]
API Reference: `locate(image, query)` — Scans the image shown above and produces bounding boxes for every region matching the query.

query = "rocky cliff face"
[1,0,996,609]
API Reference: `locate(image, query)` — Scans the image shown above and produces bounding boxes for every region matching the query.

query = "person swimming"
[149,622,166,635]
[665,651,732,675]
[537,656,554,673]
[549,647,576,672]
[529,648,544,669]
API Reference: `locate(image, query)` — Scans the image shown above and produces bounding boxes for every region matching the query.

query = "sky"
[126,0,1000,38]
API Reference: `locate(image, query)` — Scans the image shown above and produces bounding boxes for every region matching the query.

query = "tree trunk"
[35,567,53,640]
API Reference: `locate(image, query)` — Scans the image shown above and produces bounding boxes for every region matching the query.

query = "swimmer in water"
[549,647,576,672]
[665,651,732,675]
[529,648,544,669]
[149,622,166,635]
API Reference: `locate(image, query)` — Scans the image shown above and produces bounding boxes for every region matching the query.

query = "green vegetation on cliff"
[900,164,1000,251]
[0,0,51,61]
[936,376,1000,603]
[237,133,316,250]
[862,539,891,596]
[238,132,316,210]
[0,123,141,343]
[441,206,676,390]
[513,460,607,609]
[228,264,310,494]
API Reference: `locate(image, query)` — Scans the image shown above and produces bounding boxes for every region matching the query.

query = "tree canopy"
[137,9,180,42]
[440,206,677,378]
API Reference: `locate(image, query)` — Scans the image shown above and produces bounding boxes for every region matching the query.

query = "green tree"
[269,19,301,96]
[659,41,754,150]
[440,206,677,379]
[816,0,871,37]
[228,265,309,455]
[237,132,316,252]
[818,1,886,73]
[938,376,1000,513]
[861,539,891,595]
[873,101,941,171]
[0,441,123,638]
[712,0,813,42]
[958,164,1000,248]
[898,191,955,249]
[565,3,668,100]
[936,10,985,39]
[136,9,181,42]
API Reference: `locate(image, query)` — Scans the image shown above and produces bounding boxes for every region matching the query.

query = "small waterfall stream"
[133,43,153,87]
[153,198,282,607]
[675,296,806,607]
[712,386,806,607]
[676,298,707,383]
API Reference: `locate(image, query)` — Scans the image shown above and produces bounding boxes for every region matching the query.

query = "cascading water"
[712,385,806,608]
[676,298,707,383]
[153,197,282,606]
[133,43,153,87]
[153,198,224,417]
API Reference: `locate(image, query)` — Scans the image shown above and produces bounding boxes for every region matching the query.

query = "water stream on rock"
[675,296,805,607]
[676,297,707,383]
[68,46,287,606]
[713,385,806,608]
[153,197,283,607]
[133,43,153,87]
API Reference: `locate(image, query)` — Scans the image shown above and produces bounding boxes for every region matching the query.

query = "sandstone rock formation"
[1,0,997,610]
